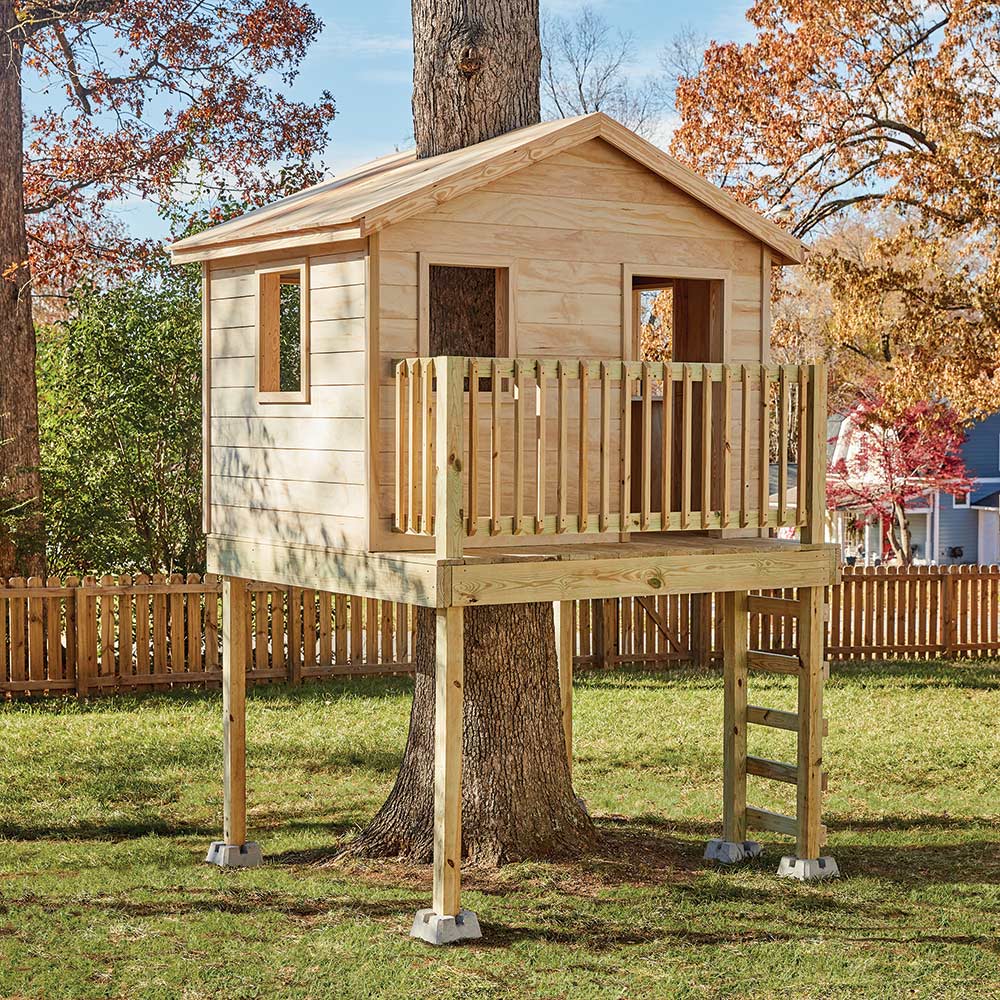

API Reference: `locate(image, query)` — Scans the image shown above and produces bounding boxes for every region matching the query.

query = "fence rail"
[2,565,998,698]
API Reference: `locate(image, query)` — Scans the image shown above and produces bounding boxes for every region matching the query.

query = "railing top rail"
[393,357,824,382]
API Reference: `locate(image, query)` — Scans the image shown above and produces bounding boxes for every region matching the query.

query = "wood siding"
[208,250,369,553]
[373,137,767,550]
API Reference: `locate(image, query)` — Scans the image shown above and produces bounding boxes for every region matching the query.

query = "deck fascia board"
[208,535,838,609]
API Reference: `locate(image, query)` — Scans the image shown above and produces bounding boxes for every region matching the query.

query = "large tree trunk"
[0,10,44,577]
[347,606,593,864]
[411,0,541,158]
[346,0,595,864]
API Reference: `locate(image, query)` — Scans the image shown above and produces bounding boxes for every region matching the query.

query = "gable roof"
[171,113,805,265]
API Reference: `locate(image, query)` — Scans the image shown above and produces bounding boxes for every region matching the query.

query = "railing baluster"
[408,359,419,533]
[422,359,434,534]
[797,365,808,526]
[600,361,610,533]
[620,361,633,534]
[778,365,789,527]
[721,364,732,529]
[557,360,568,533]
[661,365,672,530]
[514,359,525,535]
[536,361,547,534]
[395,361,407,532]
[468,358,479,535]
[491,358,502,536]
[641,362,652,531]
[701,363,713,529]
[579,360,590,532]
[681,364,692,530]
[740,364,751,528]
[759,365,772,530]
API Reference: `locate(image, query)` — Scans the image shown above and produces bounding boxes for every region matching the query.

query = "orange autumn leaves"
[671,0,1000,422]
[16,0,335,293]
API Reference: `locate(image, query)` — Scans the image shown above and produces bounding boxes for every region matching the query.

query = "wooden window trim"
[255,259,310,404]
[417,252,517,359]
[621,263,732,363]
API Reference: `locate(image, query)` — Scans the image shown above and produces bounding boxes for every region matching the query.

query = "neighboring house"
[829,409,1000,566]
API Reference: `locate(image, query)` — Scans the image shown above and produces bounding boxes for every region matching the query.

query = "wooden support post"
[796,585,825,859]
[722,590,749,844]
[432,605,464,917]
[554,601,574,775]
[223,577,249,847]
[801,364,828,545]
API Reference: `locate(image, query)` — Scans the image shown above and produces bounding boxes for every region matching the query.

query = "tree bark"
[345,605,594,865]
[0,9,45,577]
[411,0,541,158]
[891,501,912,566]
[346,0,595,864]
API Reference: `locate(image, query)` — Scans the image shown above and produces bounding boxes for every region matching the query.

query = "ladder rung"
[747,595,800,618]
[747,705,796,730]
[746,805,797,837]
[746,755,797,784]
[748,650,801,674]
[747,706,828,737]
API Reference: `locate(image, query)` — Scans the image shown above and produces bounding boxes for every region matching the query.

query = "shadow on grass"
[0,817,219,841]
[0,885,423,924]
[0,675,417,716]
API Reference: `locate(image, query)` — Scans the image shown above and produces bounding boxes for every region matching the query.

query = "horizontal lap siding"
[209,250,369,552]
[374,138,765,549]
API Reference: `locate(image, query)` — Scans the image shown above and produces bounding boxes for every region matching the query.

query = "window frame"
[255,259,310,404]
[417,252,517,359]
[621,263,732,363]
[953,490,971,509]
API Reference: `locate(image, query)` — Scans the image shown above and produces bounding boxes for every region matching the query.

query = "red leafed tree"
[827,397,971,564]
[1,0,335,574]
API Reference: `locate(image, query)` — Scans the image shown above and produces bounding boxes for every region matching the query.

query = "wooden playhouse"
[171,112,840,941]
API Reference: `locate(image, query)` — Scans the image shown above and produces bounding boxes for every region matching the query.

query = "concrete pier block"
[704,839,763,864]
[410,908,482,945]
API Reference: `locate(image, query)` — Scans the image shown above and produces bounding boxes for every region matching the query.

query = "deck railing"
[393,357,827,557]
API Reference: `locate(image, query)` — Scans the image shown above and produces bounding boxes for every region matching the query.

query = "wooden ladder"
[721,589,828,859]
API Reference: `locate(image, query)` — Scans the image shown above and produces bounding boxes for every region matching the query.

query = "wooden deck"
[208,533,839,609]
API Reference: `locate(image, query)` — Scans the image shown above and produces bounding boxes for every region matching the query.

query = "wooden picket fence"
[2,565,998,698]
[0,574,411,698]
[692,564,1000,663]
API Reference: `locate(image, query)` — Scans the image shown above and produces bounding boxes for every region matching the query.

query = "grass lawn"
[1,661,998,999]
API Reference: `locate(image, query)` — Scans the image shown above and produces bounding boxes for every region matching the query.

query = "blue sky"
[25,1,759,241]
[310,0,758,175]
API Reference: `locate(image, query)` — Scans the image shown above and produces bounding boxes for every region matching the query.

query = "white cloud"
[317,26,412,56]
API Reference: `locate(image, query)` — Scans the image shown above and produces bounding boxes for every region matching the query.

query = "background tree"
[671,1,1000,419]
[541,5,664,138]
[828,396,970,565]
[347,0,595,865]
[36,259,202,575]
[0,0,335,575]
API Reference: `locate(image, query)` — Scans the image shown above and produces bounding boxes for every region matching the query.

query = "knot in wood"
[457,45,482,77]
